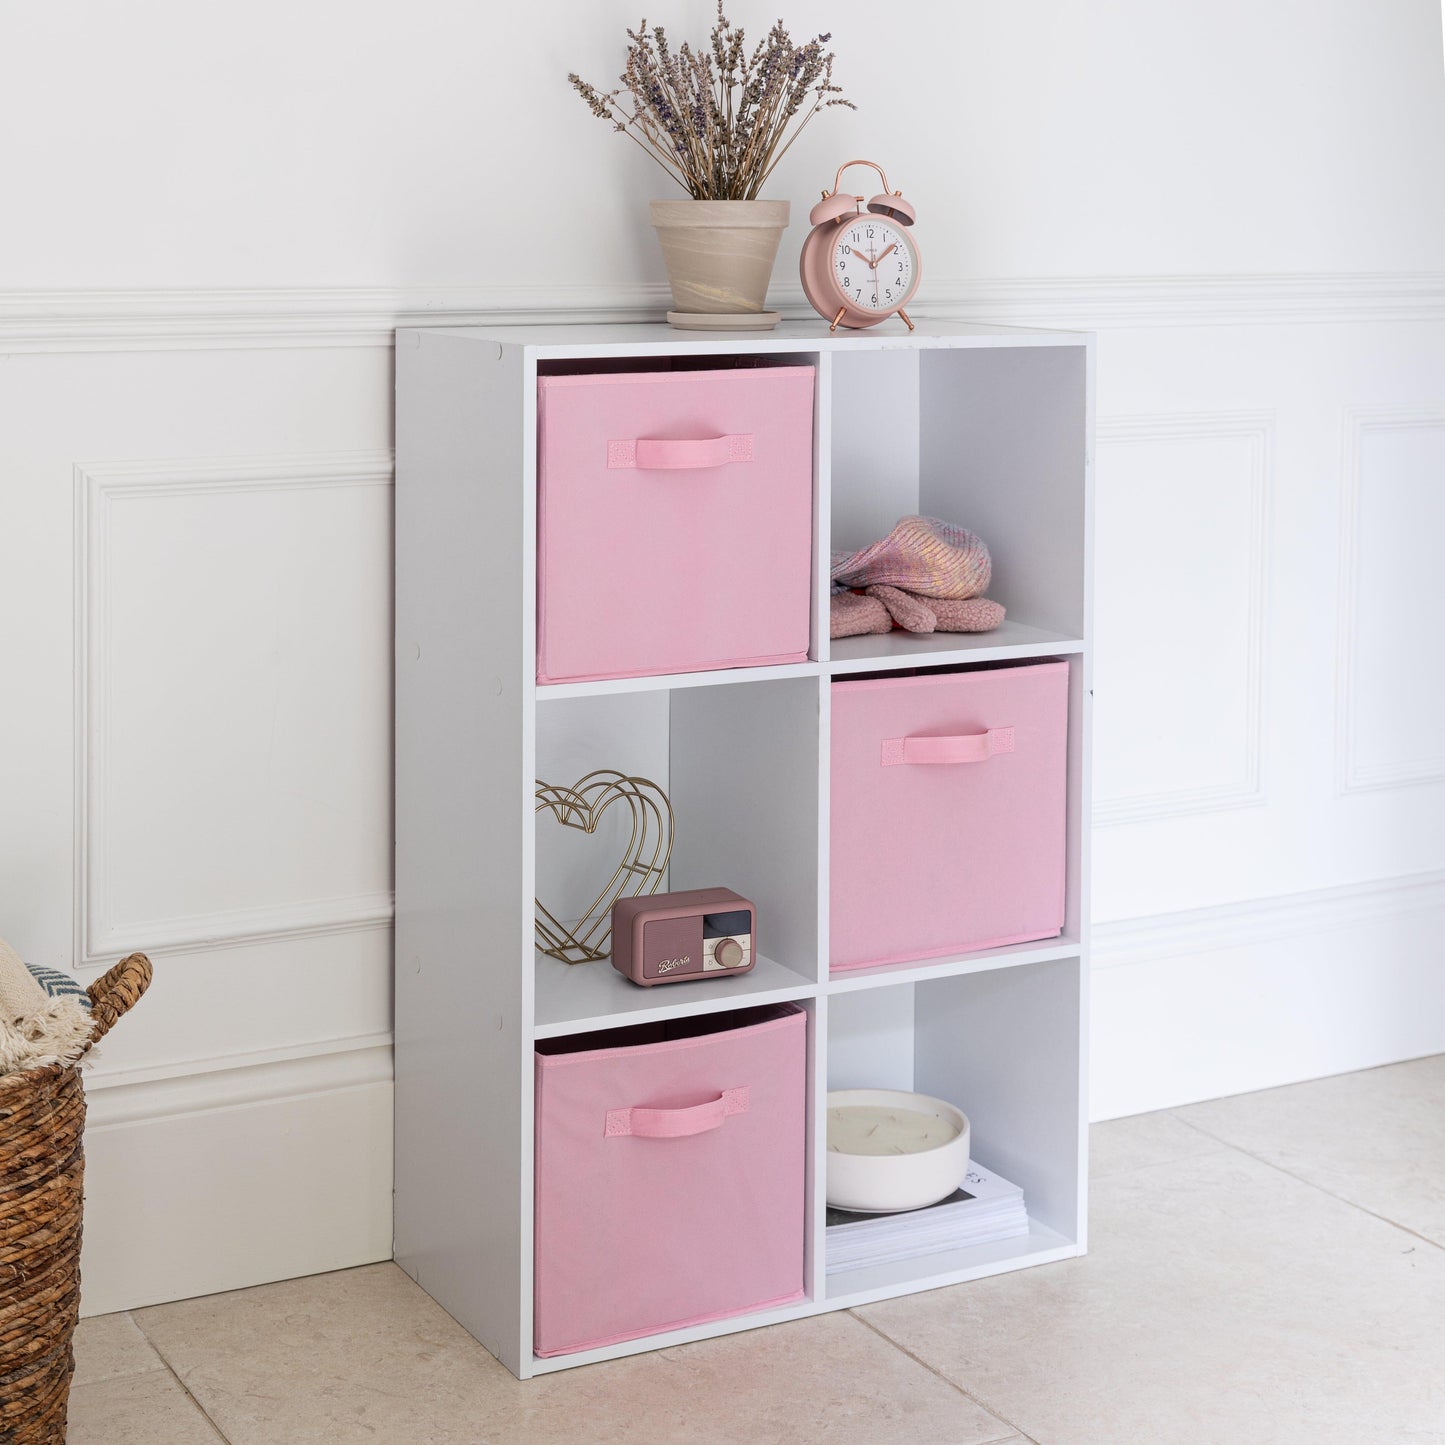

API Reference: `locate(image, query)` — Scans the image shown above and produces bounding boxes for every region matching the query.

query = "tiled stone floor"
[69,1055,1445,1444]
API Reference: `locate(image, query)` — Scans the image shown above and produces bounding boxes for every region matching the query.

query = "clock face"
[832,218,917,313]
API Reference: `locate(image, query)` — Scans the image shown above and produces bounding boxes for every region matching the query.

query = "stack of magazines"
[825,1161,1029,1274]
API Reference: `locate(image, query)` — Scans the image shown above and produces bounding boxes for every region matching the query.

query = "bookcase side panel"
[395,331,532,1375]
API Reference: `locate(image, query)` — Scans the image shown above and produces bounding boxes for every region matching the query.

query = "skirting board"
[78,1054,393,1318]
[1091,871,1445,1119]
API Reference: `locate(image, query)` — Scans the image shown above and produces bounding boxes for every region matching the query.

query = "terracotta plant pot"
[649,199,790,330]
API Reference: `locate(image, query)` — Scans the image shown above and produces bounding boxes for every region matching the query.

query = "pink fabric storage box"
[533,1003,806,1357]
[830,662,1070,972]
[536,366,815,684]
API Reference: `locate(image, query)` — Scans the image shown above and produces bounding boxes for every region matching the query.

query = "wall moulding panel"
[1335,406,1445,795]
[3,272,1444,353]
[73,451,395,965]
[1091,412,1273,827]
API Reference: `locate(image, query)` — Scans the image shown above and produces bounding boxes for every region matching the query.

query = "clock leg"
[830,306,847,333]
[898,308,915,332]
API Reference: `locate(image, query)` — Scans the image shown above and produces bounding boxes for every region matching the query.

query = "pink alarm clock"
[799,159,921,334]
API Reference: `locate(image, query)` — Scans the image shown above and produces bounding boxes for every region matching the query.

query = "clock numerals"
[830,220,913,315]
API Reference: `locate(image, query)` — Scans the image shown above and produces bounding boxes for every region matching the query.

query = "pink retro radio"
[611,888,757,987]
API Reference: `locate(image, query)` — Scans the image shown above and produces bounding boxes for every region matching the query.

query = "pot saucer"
[666,310,782,332]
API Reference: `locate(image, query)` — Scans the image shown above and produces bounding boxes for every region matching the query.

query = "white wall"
[1,0,1442,1311]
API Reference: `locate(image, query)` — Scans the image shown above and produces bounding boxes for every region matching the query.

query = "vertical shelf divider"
[810,349,834,1295]
[804,990,829,1303]
[812,350,834,666]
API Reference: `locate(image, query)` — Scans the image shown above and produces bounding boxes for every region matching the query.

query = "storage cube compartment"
[537,361,817,684]
[533,676,823,1036]
[534,1002,809,1356]
[830,660,1071,972]
[828,346,1087,671]
[824,959,1084,1300]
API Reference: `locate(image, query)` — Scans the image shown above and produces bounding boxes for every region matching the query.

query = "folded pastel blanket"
[0,935,94,1076]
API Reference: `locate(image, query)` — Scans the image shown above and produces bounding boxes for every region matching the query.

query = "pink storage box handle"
[607,435,755,470]
[881,727,1015,767]
[605,1086,749,1139]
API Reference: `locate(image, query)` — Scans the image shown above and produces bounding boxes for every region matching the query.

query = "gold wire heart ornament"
[534,770,675,964]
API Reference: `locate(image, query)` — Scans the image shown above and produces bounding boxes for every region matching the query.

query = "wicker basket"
[0,952,152,1445]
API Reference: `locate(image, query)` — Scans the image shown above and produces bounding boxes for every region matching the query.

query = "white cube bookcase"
[395,319,1093,1378]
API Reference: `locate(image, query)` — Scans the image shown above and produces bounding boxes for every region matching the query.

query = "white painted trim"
[1092,411,1274,826]
[1334,406,1445,795]
[73,451,395,964]
[85,1031,394,1127]
[1094,867,1445,971]
[5,272,1444,352]
[935,272,1445,329]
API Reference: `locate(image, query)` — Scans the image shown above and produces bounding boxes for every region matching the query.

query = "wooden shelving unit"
[395,318,1093,1379]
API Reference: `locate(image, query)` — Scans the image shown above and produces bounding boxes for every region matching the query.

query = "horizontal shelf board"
[823,1218,1079,1308]
[532,952,818,1039]
[827,937,1083,993]
[421,319,1089,360]
[827,619,1085,674]
[536,659,821,701]
[527,1295,820,1375]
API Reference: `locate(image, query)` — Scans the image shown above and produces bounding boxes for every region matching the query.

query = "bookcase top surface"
[398,317,1090,358]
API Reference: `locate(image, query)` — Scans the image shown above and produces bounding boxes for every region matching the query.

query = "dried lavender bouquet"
[570,3,854,200]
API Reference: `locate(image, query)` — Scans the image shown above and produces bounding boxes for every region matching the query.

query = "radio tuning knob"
[714,937,744,969]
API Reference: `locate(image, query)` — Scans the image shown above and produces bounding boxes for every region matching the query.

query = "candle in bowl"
[828,1104,960,1156]
[825,1089,971,1213]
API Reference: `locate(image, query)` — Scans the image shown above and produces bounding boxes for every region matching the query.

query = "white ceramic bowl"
[825,1089,971,1213]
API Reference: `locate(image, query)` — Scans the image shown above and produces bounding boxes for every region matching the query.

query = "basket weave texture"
[0,953,151,1445]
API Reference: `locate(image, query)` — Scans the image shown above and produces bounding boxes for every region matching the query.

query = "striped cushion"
[25,962,91,1011]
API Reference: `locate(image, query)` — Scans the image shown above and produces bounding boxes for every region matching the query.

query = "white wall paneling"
[66,448,398,1314]
[2,0,1443,1314]
[5,302,1437,1312]
[1092,412,1273,826]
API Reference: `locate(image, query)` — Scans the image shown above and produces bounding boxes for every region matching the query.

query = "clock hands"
[857,243,897,272]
